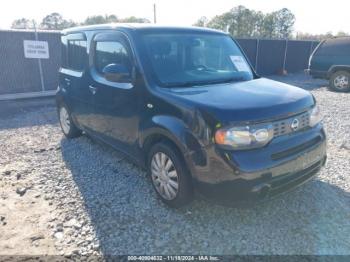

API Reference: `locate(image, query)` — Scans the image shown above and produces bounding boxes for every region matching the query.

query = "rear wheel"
[148,142,193,208]
[329,71,350,92]
[58,104,82,138]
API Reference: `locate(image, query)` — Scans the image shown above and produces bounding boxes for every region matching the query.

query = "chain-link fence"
[0,29,60,97]
[236,38,319,75]
[0,30,319,98]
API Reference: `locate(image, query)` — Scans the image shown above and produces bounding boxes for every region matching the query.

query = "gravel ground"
[0,73,349,256]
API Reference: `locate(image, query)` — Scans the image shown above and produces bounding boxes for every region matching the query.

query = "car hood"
[165,78,314,124]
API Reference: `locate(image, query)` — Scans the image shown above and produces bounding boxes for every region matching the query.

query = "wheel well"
[56,99,69,112]
[330,67,350,75]
[142,134,185,166]
[56,101,82,130]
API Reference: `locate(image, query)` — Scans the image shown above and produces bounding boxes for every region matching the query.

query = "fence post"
[33,23,45,92]
[255,39,259,72]
[307,41,315,68]
[282,39,288,73]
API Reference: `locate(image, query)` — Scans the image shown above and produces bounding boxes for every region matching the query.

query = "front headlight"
[215,124,274,150]
[309,105,322,127]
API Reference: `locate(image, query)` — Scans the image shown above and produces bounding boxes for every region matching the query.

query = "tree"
[336,31,348,37]
[273,8,295,38]
[295,31,348,41]
[205,6,265,37]
[193,16,209,27]
[83,15,106,25]
[119,16,150,23]
[11,18,36,29]
[106,15,119,23]
[260,13,276,38]
[206,15,228,31]
[194,6,296,39]
[227,6,258,37]
[40,13,76,30]
[251,11,265,37]
[83,14,118,25]
[82,14,149,25]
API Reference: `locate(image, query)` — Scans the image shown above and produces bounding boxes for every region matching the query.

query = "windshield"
[141,32,254,87]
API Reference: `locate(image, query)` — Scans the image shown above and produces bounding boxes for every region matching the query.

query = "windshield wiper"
[205,77,246,85]
[162,77,246,88]
[162,81,209,88]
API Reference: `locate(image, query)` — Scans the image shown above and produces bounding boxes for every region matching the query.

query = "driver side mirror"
[102,63,131,83]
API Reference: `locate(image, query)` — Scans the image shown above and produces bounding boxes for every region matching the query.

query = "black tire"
[58,104,82,138]
[147,142,194,208]
[329,71,350,92]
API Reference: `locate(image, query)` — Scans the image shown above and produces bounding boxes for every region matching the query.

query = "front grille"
[271,136,322,160]
[272,111,310,137]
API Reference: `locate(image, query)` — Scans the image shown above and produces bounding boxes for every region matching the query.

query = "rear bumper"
[188,124,327,204]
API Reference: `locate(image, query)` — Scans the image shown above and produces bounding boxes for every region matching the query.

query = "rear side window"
[61,33,87,71]
[316,37,350,56]
[67,40,87,71]
[94,41,132,74]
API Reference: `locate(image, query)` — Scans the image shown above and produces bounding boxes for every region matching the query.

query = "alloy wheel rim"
[334,75,349,89]
[59,107,71,134]
[151,152,179,200]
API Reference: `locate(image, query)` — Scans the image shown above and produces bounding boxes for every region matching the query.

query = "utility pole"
[153,3,157,24]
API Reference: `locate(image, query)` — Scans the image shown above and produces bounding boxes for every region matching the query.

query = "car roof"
[326,36,350,42]
[62,23,226,35]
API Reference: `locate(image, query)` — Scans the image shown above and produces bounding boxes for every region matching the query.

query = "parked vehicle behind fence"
[308,36,350,92]
[57,24,327,207]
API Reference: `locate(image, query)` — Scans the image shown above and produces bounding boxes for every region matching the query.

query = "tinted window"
[316,38,350,56]
[67,40,87,71]
[141,33,253,87]
[95,41,131,74]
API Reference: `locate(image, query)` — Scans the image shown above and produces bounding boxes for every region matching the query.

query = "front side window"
[141,33,254,87]
[94,41,131,74]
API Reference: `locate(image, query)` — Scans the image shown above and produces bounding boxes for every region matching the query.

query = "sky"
[0,0,349,34]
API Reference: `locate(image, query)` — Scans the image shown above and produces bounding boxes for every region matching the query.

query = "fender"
[328,65,350,77]
[140,115,192,154]
[139,115,207,172]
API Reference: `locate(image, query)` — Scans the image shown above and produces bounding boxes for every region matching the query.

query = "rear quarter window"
[61,33,87,71]
[67,40,87,71]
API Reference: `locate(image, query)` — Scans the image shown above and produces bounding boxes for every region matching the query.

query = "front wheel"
[58,104,82,138]
[148,142,194,208]
[329,71,350,92]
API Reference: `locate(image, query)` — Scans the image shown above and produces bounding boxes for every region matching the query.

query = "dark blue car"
[57,24,327,207]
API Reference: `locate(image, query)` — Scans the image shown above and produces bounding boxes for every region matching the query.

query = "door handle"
[89,85,98,95]
[64,78,71,86]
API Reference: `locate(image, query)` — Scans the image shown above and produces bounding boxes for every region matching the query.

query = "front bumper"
[188,124,327,204]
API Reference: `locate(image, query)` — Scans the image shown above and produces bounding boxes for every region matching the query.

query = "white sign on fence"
[23,40,49,59]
